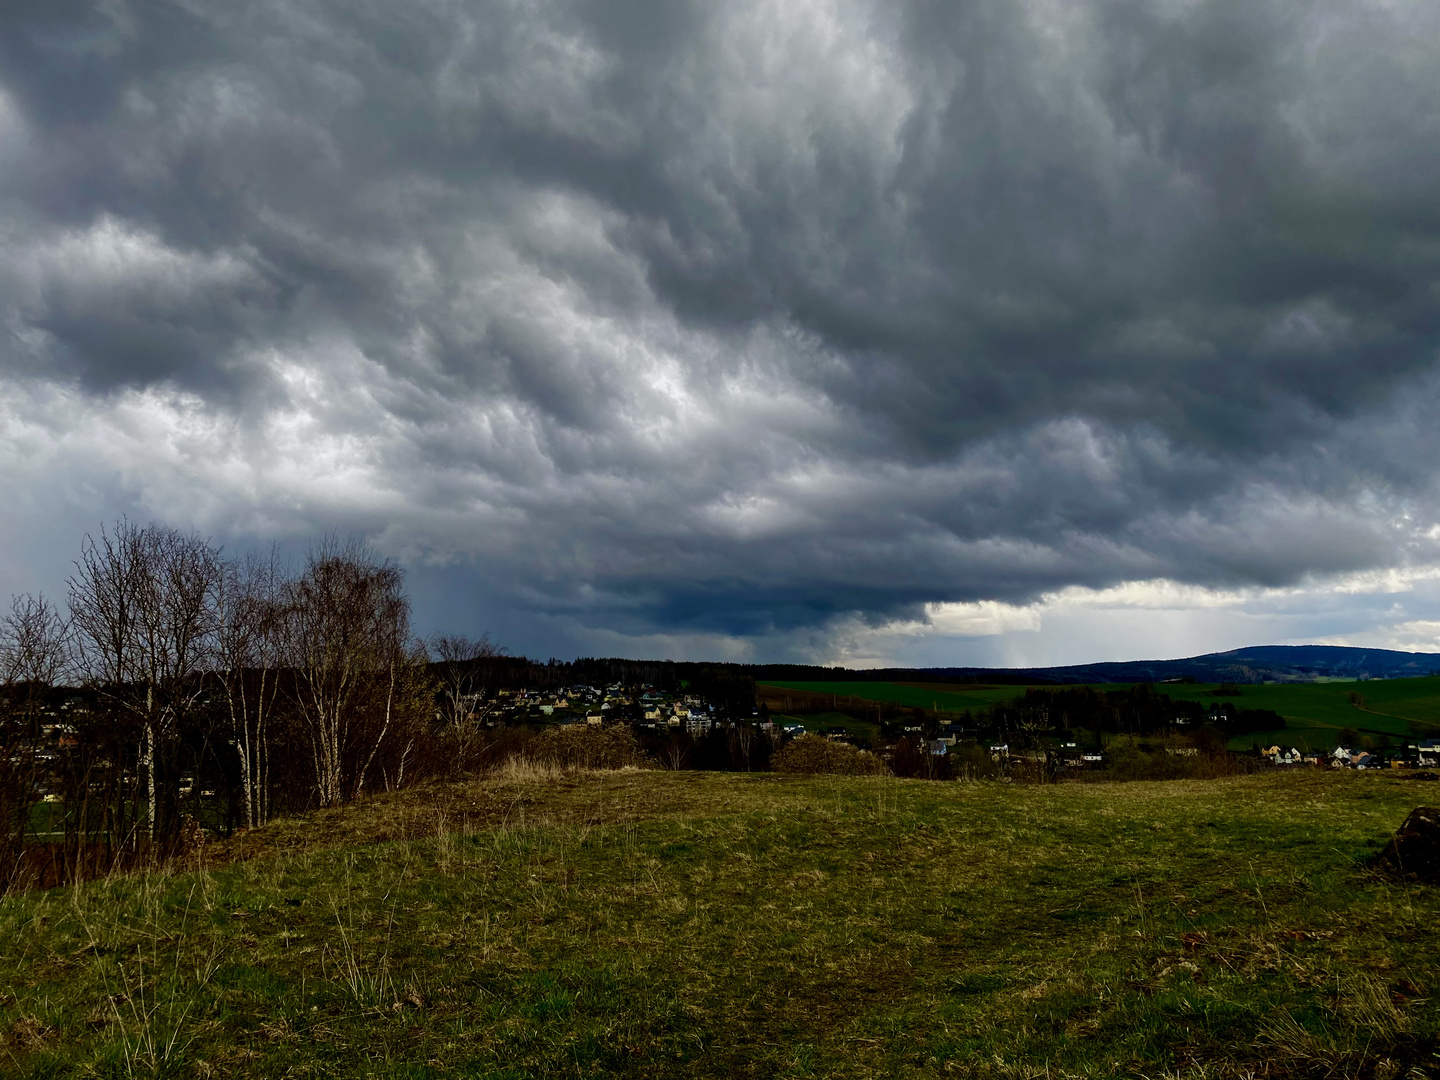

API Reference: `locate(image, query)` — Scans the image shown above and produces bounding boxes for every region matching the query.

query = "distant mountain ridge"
[928,644,1440,685]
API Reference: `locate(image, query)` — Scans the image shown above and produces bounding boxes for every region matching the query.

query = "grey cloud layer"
[3,0,1440,648]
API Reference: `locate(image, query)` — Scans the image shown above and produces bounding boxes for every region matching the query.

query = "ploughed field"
[2,769,1438,1078]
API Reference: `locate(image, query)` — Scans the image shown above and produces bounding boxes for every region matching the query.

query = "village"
[469,682,1440,775]
[490,683,736,735]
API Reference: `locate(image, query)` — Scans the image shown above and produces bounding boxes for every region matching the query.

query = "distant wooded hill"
[666,644,1440,687]
[926,645,1440,685]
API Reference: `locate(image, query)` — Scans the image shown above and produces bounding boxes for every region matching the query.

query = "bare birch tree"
[1,593,70,882]
[282,538,415,807]
[214,549,285,829]
[429,632,503,765]
[66,523,145,850]
[68,522,222,843]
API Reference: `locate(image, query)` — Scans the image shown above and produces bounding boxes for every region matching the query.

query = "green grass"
[2,770,1438,1077]
[1351,677,1440,724]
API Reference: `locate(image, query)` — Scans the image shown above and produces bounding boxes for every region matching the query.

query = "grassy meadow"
[3,768,1439,1078]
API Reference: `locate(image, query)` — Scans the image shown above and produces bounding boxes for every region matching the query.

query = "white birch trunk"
[144,721,155,844]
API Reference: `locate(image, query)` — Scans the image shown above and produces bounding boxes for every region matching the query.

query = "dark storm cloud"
[3,0,1440,651]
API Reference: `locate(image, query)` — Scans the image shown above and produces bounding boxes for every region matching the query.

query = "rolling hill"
[927,644,1440,685]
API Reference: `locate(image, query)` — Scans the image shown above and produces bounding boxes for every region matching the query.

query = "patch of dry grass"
[492,754,567,784]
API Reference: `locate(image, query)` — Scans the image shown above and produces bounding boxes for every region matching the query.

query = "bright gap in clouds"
[813,572,1440,670]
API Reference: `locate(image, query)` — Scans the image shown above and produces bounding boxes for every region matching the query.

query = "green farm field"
[2,768,1438,1078]
[763,677,1440,751]
[1148,679,1440,735]
[1154,679,1440,751]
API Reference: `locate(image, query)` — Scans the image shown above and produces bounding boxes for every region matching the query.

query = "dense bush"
[531,724,650,770]
[948,743,1001,781]
[1090,742,1262,782]
[415,724,540,779]
[772,733,886,776]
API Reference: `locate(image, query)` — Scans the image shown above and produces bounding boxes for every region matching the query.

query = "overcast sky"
[3,0,1440,667]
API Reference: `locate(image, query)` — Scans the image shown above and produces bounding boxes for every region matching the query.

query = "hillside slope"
[2,769,1438,1077]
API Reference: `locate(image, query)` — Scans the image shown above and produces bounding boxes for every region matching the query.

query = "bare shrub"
[1091,743,1261,782]
[529,725,649,771]
[430,633,504,731]
[949,743,1000,781]
[773,733,886,776]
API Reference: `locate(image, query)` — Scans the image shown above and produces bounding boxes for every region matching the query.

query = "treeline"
[771,683,1285,748]
[0,522,512,889]
[981,685,1284,744]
